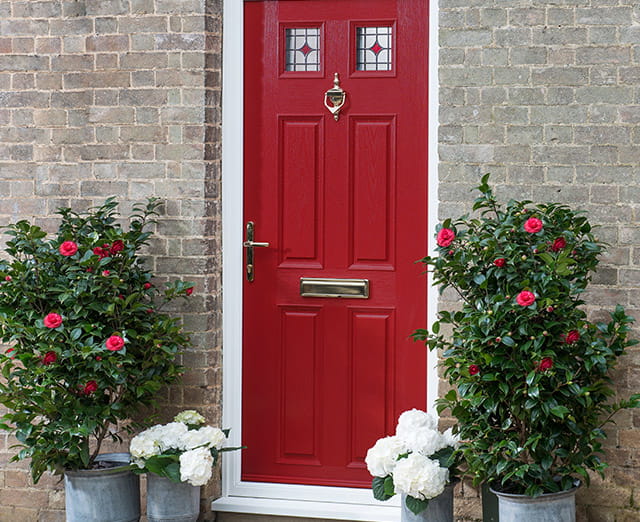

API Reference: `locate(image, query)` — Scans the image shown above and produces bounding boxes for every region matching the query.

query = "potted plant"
[129,409,242,522]
[0,198,192,522]
[413,175,640,520]
[365,409,460,522]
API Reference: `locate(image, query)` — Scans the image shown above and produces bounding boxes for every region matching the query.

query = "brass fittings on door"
[243,221,270,282]
[324,73,346,121]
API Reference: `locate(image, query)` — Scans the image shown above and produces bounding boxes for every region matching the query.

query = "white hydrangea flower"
[441,427,460,449]
[364,435,408,478]
[400,426,444,457]
[174,410,206,426]
[179,447,214,486]
[392,453,449,500]
[129,432,161,463]
[396,409,437,440]
[180,426,227,450]
[155,422,189,452]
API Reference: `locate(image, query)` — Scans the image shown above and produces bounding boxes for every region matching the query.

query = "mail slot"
[300,278,369,299]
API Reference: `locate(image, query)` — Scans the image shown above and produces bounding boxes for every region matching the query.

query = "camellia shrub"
[414,175,639,497]
[0,199,192,482]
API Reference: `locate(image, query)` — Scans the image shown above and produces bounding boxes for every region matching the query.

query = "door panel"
[243,0,429,488]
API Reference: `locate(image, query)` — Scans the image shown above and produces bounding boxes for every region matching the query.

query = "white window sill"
[211,496,401,521]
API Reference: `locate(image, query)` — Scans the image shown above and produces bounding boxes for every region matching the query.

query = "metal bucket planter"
[400,482,455,522]
[64,452,140,522]
[490,484,579,522]
[146,473,200,522]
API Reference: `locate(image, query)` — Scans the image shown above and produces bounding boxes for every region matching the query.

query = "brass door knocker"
[324,73,346,121]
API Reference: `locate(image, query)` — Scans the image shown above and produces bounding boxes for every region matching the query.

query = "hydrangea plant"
[365,409,460,514]
[0,199,192,482]
[414,175,640,497]
[130,410,241,486]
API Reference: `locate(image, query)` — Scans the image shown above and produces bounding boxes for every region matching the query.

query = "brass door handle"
[243,240,270,248]
[244,221,269,282]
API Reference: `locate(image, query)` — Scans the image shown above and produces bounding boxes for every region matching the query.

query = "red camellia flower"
[523,217,543,234]
[105,335,125,351]
[4,275,11,281]
[102,270,110,276]
[185,287,194,296]
[83,380,98,395]
[494,258,506,267]
[436,228,455,247]
[538,357,554,372]
[43,313,63,329]
[110,240,124,254]
[469,364,480,376]
[59,241,78,256]
[92,247,108,259]
[564,330,580,344]
[144,282,152,290]
[516,290,536,307]
[95,356,102,361]
[42,351,57,366]
[551,237,567,252]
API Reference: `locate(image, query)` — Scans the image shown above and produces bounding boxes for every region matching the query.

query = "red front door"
[242,0,429,488]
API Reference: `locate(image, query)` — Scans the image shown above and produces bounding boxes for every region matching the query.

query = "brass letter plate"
[300,278,369,299]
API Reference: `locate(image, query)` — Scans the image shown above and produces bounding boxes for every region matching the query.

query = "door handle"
[244,221,269,282]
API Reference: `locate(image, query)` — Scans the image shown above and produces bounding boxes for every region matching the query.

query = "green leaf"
[405,495,430,515]
[550,406,570,419]
[372,476,394,501]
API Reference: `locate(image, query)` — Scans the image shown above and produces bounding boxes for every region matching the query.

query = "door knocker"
[324,73,346,121]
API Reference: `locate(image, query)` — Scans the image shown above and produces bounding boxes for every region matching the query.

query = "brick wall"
[0,0,222,520]
[440,1,640,520]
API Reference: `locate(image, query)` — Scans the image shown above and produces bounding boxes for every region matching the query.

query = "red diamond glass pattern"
[356,26,392,71]
[299,43,313,57]
[370,41,383,55]
[285,28,320,72]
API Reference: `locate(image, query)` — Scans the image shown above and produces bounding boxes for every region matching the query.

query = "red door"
[243,0,429,488]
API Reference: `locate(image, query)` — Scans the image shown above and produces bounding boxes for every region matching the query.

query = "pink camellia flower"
[144,282,152,290]
[43,313,63,329]
[469,364,480,376]
[551,237,567,252]
[105,335,125,351]
[516,290,536,307]
[494,258,506,267]
[185,287,194,296]
[436,228,455,247]
[83,380,98,395]
[59,241,78,256]
[102,270,110,276]
[42,351,57,366]
[538,357,554,372]
[523,217,543,234]
[564,330,580,344]
[110,240,124,254]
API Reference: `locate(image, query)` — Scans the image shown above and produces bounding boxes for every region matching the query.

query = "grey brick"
[439,144,494,163]
[576,47,630,65]
[576,7,632,25]
[440,29,492,47]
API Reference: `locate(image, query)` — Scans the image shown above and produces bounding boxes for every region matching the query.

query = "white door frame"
[213,1,440,519]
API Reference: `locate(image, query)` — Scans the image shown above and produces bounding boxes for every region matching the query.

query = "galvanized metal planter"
[490,484,579,522]
[146,473,200,522]
[64,453,140,522]
[400,482,455,522]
